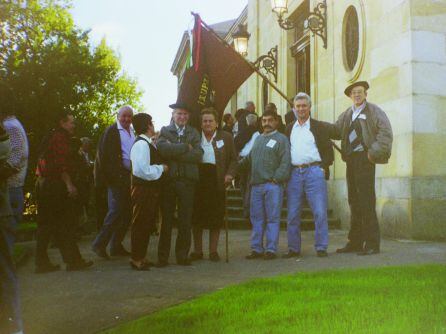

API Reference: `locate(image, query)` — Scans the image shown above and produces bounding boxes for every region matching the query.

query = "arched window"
[343,6,360,71]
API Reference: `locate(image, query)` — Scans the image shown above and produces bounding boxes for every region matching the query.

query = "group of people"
[33,79,393,275]
[0,79,392,332]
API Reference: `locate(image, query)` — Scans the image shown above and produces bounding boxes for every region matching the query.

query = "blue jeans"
[0,222,23,334]
[92,185,131,252]
[287,166,329,252]
[5,187,24,249]
[250,183,283,254]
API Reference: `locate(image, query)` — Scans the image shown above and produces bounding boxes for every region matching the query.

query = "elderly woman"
[190,108,237,262]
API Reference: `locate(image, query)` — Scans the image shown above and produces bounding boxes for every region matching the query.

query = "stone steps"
[225,188,341,231]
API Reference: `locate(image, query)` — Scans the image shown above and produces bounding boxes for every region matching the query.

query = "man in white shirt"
[284,93,334,258]
[92,106,135,258]
[129,113,168,270]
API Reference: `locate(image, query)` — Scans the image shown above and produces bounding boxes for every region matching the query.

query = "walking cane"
[225,185,230,263]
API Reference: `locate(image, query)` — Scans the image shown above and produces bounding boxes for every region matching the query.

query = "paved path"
[18,230,446,334]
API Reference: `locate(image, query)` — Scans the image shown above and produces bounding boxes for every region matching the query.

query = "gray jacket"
[157,123,203,182]
[325,102,393,164]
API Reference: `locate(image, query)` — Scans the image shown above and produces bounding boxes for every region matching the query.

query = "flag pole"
[192,12,342,155]
[192,12,293,107]
[225,191,229,263]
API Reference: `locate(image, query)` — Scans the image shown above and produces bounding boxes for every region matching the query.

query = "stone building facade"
[172,0,446,240]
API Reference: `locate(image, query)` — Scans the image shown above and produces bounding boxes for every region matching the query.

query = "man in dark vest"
[325,81,393,255]
[92,106,135,258]
[156,102,203,266]
[129,113,168,270]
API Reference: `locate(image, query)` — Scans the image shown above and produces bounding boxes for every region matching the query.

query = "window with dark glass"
[343,6,360,71]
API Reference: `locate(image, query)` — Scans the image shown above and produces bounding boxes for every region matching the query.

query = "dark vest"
[346,112,366,156]
[131,136,164,188]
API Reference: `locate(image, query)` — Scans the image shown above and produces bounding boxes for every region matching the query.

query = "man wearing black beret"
[156,102,203,266]
[325,81,393,255]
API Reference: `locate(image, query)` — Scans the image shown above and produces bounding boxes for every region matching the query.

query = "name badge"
[266,139,277,148]
[358,114,367,120]
[216,140,224,149]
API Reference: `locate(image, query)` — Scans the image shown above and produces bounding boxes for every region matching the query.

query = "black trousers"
[35,178,82,266]
[158,179,195,263]
[346,152,380,249]
[131,184,159,261]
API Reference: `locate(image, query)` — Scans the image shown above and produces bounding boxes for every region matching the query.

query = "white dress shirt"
[239,131,260,158]
[201,131,216,164]
[175,123,185,136]
[130,134,164,181]
[351,101,366,121]
[290,118,322,165]
[117,120,135,170]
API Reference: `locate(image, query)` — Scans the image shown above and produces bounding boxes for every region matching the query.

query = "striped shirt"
[3,116,29,188]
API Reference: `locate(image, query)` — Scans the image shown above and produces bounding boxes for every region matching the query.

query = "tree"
[0,0,143,189]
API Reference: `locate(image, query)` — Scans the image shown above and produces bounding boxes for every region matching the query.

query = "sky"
[70,0,247,129]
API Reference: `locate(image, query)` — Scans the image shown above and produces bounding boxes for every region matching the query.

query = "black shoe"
[282,251,300,259]
[66,260,93,272]
[336,243,363,253]
[189,252,204,261]
[263,252,277,260]
[110,248,131,257]
[35,263,60,274]
[317,250,328,257]
[357,248,380,256]
[209,252,220,262]
[130,260,150,271]
[245,251,263,260]
[155,261,169,268]
[177,258,192,266]
[92,246,110,259]
[142,260,155,267]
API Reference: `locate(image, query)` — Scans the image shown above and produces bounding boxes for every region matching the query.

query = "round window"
[343,6,360,72]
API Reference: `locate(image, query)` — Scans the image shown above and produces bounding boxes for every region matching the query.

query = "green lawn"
[102,265,446,334]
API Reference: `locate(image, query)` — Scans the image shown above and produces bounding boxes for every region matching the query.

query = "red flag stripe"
[193,15,202,72]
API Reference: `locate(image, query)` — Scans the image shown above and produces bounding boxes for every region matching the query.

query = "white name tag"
[358,114,367,120]
[216,140,224,149]
[266,139,277,148]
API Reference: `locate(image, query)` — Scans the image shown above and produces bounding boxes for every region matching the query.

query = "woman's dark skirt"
[192,163,225,230]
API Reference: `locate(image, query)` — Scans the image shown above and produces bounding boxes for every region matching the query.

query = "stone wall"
[227,0,446,240]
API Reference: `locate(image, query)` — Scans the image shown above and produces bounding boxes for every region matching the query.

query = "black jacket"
[95,123,129,187]
[285,118,334,180]
[285,110,297,126]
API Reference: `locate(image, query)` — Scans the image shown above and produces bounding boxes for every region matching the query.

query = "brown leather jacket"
[325,101,393,164]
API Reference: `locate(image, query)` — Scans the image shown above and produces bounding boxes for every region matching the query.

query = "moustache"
[263,125,272,129]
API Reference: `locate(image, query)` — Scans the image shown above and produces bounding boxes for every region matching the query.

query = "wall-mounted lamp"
[232,24,278,82]
[271,0,328,49]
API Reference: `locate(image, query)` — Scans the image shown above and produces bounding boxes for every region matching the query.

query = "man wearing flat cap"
[324,81,393,255]
[156,102,203,266]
